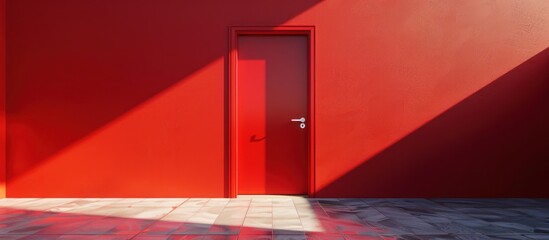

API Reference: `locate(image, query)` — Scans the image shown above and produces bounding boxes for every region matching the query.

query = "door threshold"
[237,195,308,199]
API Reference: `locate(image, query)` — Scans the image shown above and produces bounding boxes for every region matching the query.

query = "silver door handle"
[291,117,306,123]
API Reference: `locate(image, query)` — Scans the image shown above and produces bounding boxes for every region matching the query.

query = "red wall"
[5,0,549,197]
[0,0,5,198]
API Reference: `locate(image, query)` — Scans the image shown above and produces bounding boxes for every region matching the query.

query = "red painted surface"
[0,0,5,198]
[237,35,308,195]
[5,1,549,197]
[318,48,549,197]
[5,0,320,197]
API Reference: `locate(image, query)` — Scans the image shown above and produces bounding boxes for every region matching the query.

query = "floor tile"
[0,198,547,239]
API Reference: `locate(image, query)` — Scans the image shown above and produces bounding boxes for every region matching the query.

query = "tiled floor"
[0,198,548,239]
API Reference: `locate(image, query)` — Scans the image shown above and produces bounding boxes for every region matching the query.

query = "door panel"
[237,35,308,195]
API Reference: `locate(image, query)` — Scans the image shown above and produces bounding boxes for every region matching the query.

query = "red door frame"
[229,26,315,198]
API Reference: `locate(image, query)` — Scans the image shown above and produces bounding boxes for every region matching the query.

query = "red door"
[237,35,308,195]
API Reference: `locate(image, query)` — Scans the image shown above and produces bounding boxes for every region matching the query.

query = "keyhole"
[300,123,306,129]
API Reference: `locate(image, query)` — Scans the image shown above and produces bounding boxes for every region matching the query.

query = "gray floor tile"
[0,198,547,239]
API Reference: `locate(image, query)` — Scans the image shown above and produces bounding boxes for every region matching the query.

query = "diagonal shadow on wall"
[5,0,321,196]
[318,48,549,197]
